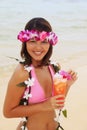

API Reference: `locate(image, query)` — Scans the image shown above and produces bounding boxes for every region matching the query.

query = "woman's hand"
[42,95,65,111]
[64,70,78,96]
[67,70,78,87]
[50,95,65,109]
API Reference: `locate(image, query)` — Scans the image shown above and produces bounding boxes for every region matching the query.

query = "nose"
[34,41,43,49]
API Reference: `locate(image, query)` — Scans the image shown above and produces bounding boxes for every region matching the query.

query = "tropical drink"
[53,70,72,122]
[53,70,71,100]
[54,78,67,96]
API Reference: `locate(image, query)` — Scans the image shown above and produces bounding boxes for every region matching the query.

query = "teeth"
[34,52,42,55]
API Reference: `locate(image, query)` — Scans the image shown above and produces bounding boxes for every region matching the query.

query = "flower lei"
[17,30,58,45]
[17,62,71,130]
[7,56,72,130]
[17,65,34,130]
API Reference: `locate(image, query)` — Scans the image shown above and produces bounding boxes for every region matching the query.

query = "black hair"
[20,17,53,66]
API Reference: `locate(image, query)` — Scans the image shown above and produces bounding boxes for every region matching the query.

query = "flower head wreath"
[17,30,58,45]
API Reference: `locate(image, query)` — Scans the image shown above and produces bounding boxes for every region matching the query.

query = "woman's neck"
[32,60,42,68]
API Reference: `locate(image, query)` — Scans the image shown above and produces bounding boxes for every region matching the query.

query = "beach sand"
[0,51,87,130]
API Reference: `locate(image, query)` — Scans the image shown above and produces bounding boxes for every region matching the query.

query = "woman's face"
[26,38,50,64]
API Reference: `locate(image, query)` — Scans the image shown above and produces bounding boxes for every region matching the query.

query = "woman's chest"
[34,67,53,97]
[28,66,54,104]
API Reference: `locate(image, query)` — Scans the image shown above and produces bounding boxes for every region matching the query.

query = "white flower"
[23,102,27,105]
[54,72,63,79]
[21,117,27,122]
[24,77,35,87]
[21,125,25,130]
[50,61,58,66]
[24,66,32,72]
[23,91,32,100]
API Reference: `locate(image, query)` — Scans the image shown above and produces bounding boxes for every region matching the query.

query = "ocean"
[0,0,87,69]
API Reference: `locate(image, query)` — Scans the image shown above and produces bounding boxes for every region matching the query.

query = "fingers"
[55,94,65,99]
[51,95,65,109]
[68,70,78,80]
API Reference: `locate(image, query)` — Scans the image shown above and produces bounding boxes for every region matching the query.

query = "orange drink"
[54,78,67,102]
[54,79,67,95]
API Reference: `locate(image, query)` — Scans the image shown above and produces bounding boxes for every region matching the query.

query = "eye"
[28,39,36,45]
[29,39,36,43]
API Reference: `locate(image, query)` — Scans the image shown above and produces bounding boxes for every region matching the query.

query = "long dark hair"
[20,17,53,66]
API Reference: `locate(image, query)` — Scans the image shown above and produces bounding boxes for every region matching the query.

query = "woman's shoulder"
[15,63,26,74]
[11,63,29,82]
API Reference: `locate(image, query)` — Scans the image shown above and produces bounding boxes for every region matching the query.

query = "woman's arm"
[3,63,66,118]
[3,64,47,118]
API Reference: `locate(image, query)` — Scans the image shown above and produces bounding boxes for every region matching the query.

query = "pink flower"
[17,30,58,45]
[17,30,30,42]
[59,70,72,80]
[39,31,48,41]
[47,32,58,45]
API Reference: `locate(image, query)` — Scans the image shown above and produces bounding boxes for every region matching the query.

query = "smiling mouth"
[34,51,42,55]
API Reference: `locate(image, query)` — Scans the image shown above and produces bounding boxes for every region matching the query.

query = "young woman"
[3,17,77,130]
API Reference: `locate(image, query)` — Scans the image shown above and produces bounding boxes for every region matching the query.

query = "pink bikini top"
[27,65,55,104]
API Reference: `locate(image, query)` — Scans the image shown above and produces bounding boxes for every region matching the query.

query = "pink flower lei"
[17,30,58,45]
